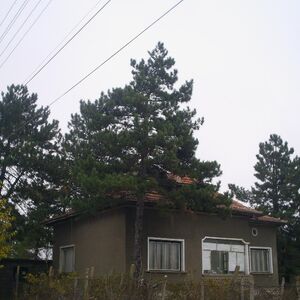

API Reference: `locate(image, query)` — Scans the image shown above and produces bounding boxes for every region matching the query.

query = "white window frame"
[59,244,75,273]
[147,237,185,272]
[201,236,250,275]
[249,246,273,274]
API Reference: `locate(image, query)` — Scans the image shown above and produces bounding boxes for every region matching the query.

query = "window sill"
[146,270,187,274]
[250,272,273,275]
[202,273,247,277]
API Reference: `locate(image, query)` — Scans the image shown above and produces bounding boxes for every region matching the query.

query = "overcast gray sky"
[1,0,299,191]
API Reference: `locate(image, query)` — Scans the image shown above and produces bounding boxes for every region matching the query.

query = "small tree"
[229,134,300,279]
[0,198,14,261]
[65,43,231,277]
[229,134,298,217]
[253,134,295,217]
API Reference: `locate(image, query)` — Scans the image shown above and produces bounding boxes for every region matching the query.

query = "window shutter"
[211,251,219,273]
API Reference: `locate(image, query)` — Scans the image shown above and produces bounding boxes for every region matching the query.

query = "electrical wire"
[24,0,111,85]
[0,0,53,69]
[0,0,19,28]
[48,0,184,107]
[0,0,31,45]
[0,0,44,60]
[24,0,105,84]
[4,0,184,142]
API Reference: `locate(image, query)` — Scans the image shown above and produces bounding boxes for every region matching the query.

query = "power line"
[24,0,111,85]
[0,0,31,45]
[0,0,53,70]
[0,0,19,28]
[24,0,105,85]
[0,0,43,60]
[48,0,184,108]
[4,0,184,142]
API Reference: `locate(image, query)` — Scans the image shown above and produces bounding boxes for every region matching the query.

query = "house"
[46,179,285,287]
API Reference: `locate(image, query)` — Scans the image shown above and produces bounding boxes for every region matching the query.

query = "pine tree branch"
[0,164,7,195]
[5,170,25,199]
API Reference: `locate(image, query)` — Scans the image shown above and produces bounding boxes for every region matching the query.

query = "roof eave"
[249,218,287,226]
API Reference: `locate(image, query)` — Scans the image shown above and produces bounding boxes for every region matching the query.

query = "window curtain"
[251,249,270,272]
[149,240,181,270]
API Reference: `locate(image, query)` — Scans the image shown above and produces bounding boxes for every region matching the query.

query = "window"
[211,251,229,274]
[59,245,75,273]
[148,238,184,271]
[250,247,272,273]
[202,237,248,274]
[251,227,258,237]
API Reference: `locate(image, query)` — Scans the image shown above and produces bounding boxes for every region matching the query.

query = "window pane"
[203,239,245,274]
[211,250,219,273]
[205,238,244,245]
[217,243,230,251]
[228,252,237,272]
[162,242,168,269]
[251,249,271,273]
[211,251,228,274]
[203,250,211,272]
[61,247,74,273]
[223,252,229,273]
[170,242,180,270]
[149,240,181,271]
[237,252,245,272]
[203,242,217,251]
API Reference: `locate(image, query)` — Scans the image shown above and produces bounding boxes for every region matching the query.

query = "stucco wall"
[53,209,126,276]
[52,206,279,286]
[125,207,279,286]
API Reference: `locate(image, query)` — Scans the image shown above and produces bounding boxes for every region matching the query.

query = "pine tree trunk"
[133,195,145,279]
[34,245,39,260]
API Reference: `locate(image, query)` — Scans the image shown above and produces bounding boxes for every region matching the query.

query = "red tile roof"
[230,200,286,223]
[144,191,163,202]
[45,174,286,225]
[166,173,196,185]
[45,193,285,225]
[256,215,287,224]
[231,200,262,215]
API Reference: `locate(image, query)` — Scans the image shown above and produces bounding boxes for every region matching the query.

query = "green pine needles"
[64,42,231,276]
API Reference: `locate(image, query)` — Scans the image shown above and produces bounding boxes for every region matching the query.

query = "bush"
[21,272,298,300]
[22,272,77,299]
[88,273,164,300]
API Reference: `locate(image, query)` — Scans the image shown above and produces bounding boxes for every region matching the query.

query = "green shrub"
[22,272,293,300]
[22,272,77,300]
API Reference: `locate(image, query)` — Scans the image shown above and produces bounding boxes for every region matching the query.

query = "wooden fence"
[13,266,300,300]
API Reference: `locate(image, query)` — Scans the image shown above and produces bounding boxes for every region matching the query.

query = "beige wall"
[53,209,126,276]
[125,207,279,286]
[53,206,279,286]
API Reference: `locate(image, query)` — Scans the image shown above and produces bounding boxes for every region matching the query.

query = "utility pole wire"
[0,0,53,70]
[24,0,111,85]
[24,0,104,84]
[48,0,184,108]
[0,0,19,28]
[4,0,184,143]
[0,0,43,60]
[0,0,31,45]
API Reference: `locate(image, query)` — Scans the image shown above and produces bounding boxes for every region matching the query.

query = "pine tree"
[253,134,295,217]
[0,198,15,261]
[65,43,231,277]
[229,134,300,279]
[0,84,64,257]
